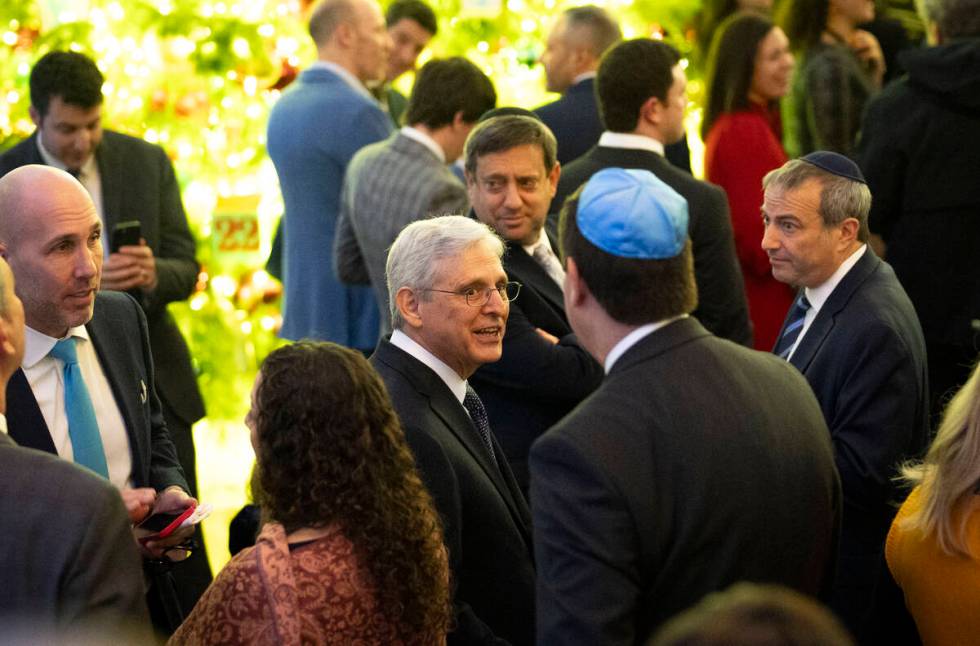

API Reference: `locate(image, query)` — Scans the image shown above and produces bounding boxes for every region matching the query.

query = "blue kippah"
[800,151,867,184]
[576,168,689,259]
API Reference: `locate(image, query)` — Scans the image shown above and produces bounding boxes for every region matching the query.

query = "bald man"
[0,165,195,628]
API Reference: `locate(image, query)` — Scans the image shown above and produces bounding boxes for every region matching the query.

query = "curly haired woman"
[170,342,451,645]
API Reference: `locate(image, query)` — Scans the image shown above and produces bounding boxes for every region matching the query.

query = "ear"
[395,286,424,330]
[29,106,41,128]
[452,110,467,130]
[639,95,661,127]
[563,257,589,309]
[838,217,860,246]
[335,21,355,48]
[547,162,561,197]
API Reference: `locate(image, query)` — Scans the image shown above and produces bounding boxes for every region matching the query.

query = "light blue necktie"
[774,294,812,360]
[49,337,110,479]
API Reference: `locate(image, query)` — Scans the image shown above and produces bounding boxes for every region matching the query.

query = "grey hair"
[308,0,357,46]
[464,115,557,177]
[916,0,980,39]
[385,215,504,329]
[762,159,871,242]
[563,5,622,58]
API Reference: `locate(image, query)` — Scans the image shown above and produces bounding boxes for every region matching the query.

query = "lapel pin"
[140,379,147,404]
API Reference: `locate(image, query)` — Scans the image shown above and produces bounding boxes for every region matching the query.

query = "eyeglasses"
[425,282,522,306]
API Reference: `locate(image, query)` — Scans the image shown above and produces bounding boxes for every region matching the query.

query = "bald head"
[308,0,389,83]
[0,165,104,338]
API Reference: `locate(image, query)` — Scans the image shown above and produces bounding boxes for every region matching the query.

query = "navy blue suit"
[6,291,187,493]
[470,236,603,492]
[777,247,929,631]
[534,77,691,171]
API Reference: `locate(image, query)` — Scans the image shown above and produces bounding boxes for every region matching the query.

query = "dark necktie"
[463,385,498,468]
[49,337,110,478]
[774,294,812,359]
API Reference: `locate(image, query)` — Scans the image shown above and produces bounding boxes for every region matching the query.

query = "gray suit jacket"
[335,132,468,331]
[0,432,150,636]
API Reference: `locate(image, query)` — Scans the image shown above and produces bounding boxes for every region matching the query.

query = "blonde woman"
[887,358,980,644]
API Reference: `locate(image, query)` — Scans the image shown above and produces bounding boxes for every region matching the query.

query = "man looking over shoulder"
[0,256,151,640]
[381,0,438,124]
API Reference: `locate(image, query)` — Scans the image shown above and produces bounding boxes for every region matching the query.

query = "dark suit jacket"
[779,248,928,587]
[371,339,535,646]
[0,130,205,428]
[5,291,188,492]
[530,318,841,645]
[553,146,752,346]
[0,433,150,636]
[470,236,603,491]
[534,77,692,172]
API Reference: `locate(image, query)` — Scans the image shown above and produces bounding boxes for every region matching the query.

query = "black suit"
[6,292,187,491]
[534,77,692,171]
[0,433,151,638]
[553,145,752,346]
[371,339,535,646]
[777,248,929,634]
[531,318,841,645]
[470,236,603,492]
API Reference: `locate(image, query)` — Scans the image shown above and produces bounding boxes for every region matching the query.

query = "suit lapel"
[789,248,881,374]
[377,341,530,533]
[5,369,57,454]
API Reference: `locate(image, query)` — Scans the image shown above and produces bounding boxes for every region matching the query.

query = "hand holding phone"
[135,505,197,544]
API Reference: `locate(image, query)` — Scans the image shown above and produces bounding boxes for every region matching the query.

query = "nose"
[483,286,508,315]
[75,245,99,279]
[761,220,778,252]
[502,182,522,210]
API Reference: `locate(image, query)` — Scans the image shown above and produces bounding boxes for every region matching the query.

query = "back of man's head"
[597,39,680,133]
[29,51,104,117]
[386,0,438,34]
[309,0,358,47]
[405,57,496,129]
[562,5,622,60]
[918,0,980,39]
[559,168,696,325]
[463,114,557,177]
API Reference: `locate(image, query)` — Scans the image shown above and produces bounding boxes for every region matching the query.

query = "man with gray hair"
[267,0,392,351]
[856,0,980,426]
[370,215,535,645]
[763,151,928,637]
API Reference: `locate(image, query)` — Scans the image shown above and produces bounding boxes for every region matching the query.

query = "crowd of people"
[0,0,978,643]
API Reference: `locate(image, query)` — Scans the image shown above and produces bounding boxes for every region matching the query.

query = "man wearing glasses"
[371,215,535,645]
[464,114,603,495]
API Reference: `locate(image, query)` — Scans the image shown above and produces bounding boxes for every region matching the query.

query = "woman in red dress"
[703,12,797,350]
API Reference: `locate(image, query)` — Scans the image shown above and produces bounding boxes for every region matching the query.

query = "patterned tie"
[774,294,812,360]
[463,385,499,468]
[49,338,109,478]
[532,243,566,289]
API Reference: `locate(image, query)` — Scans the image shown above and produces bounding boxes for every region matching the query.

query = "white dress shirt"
[22,325,132,488]
[598,131,666,157]
[400,126,445,163]
[605,316,688,373]
[391,329,468,405]
[786,244,868,361]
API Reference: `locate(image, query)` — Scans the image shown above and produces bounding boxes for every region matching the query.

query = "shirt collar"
[36,132,98,177]
[604,315,687,373]
[572,71,597,85]
[400,126,445,163]
[390,330,468,404]
[598,131,665,157]
[804,244,867,315]
[521,229,553,257]
[23,324,91,369]
[309,61,374,101]
[0,413,6,435]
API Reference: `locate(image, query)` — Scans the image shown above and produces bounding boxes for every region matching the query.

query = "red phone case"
[137,504,197,543]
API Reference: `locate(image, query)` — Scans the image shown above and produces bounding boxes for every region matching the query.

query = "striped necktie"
[463,385,499,468]
[774,294,812,359]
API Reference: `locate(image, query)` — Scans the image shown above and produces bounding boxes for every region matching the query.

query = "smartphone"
[111,220,142,252]
[135,505,197,543]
